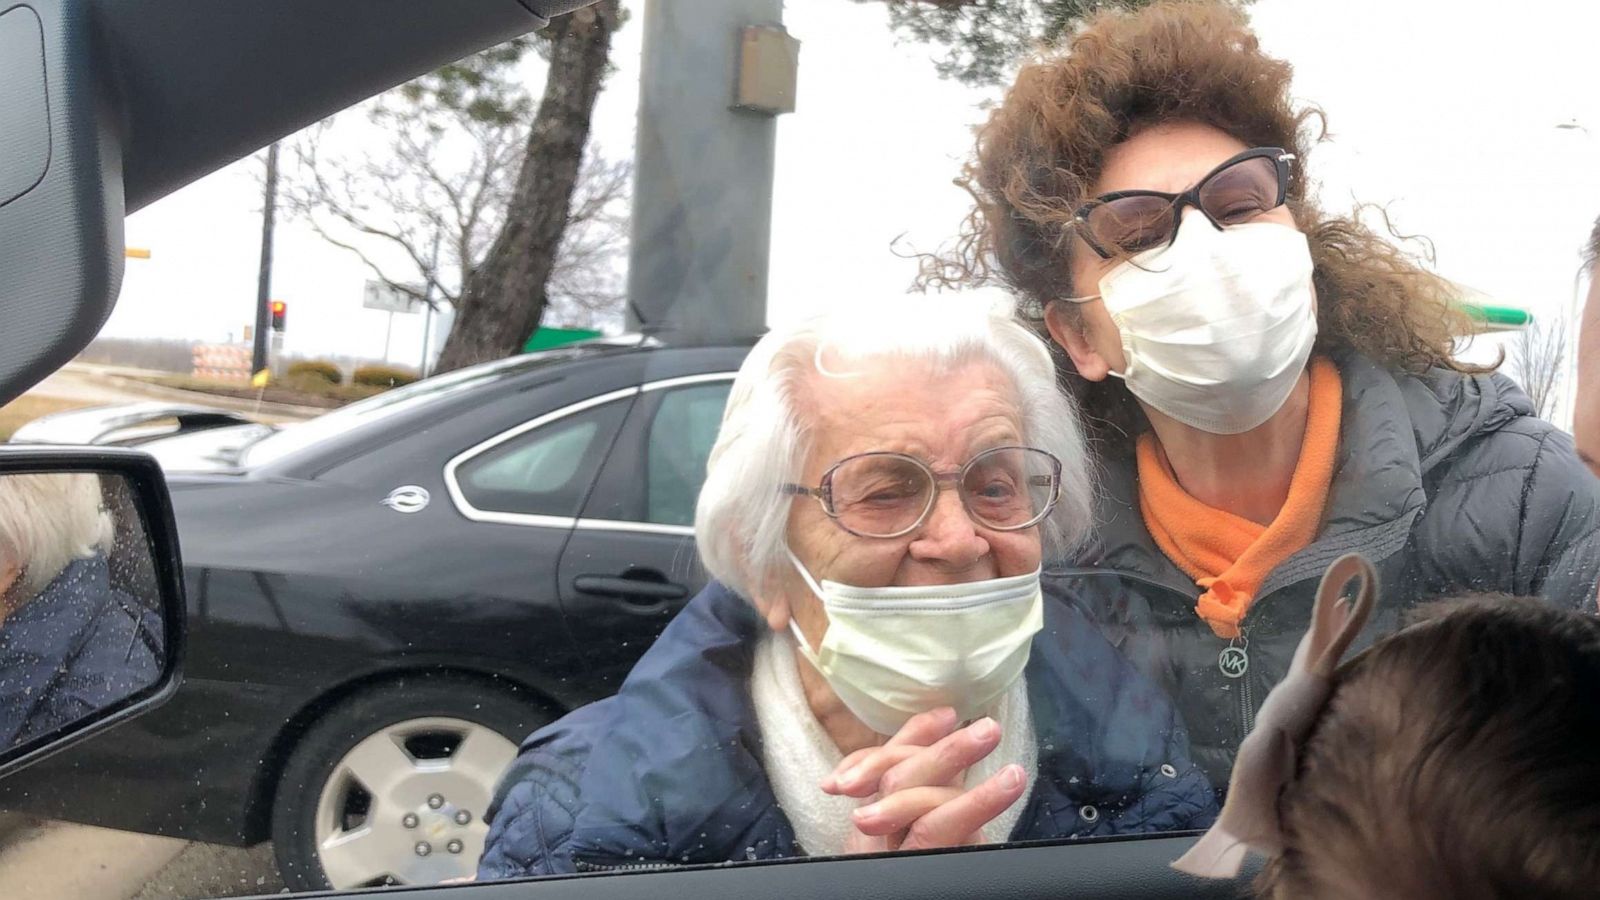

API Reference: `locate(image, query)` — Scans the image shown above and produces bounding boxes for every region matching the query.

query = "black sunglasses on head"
[1073,147,1296,260]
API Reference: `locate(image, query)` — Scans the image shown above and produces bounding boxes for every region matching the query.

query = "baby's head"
[1264,596,1600,899]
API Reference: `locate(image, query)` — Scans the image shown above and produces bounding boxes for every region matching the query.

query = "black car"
[0,337,750,889]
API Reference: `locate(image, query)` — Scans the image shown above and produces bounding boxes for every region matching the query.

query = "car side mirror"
[0,445,184,780]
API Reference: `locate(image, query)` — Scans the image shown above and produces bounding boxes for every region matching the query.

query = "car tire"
[270,673,549,892]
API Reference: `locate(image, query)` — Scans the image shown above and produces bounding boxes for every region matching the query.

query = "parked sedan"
[0,337,750,891]
[11,401,264,447]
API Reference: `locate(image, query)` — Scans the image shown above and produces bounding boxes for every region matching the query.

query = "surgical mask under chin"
[785,549,1043,736]
[1094,219,1318,435]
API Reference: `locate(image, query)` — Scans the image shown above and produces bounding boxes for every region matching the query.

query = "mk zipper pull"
[1218,636,1249,679]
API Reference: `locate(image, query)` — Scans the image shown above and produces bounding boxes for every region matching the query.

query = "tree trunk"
[435,2,621,372]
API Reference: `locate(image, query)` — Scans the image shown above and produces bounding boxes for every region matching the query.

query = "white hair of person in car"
[0,473,113,602]
[695,296,1095,599]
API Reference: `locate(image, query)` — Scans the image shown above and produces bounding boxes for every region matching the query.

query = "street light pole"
[251,142,280,374]
[625,0,796,342]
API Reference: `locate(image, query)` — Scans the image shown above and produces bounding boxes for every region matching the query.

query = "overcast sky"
[108,0,1600,410]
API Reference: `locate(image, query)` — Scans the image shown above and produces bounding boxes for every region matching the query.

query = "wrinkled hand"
[820,706,1027,853]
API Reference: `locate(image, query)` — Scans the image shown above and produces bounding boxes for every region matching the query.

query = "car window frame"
[574,371,736,535]
[443,386,642,528]
[376,833,1242,899]
[640,378,735,528]
[448,372,737,535]
[566,373,726,530]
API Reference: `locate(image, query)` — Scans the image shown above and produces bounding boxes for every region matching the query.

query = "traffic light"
[270,300,286,332]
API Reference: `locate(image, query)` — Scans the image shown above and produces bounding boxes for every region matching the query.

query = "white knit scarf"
[749,631,1037,857]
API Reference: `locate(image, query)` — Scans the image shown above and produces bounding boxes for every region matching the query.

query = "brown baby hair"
[1261,595,1600,899]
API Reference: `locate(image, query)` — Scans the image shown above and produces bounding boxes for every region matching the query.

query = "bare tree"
[545,153,631,328]
[861,0,1165,86]
[280,35,628,328]
[1510,312,1569,420]
[436,2,625,372]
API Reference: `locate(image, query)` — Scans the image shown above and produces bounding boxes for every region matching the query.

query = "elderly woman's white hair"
[0,473,113,599]
[695,297,1095,599]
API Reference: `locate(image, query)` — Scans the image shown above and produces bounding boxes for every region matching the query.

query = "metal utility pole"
[626,0,797,342]
[419,232,441,378]
[381,309,396,364]
[419,303,436,378]
[251,142,280,374]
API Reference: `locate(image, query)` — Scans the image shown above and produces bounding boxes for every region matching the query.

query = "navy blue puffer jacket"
[478,581,1216,879]
[0,554,162,749]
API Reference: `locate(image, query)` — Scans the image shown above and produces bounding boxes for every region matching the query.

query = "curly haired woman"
[944,0,1600,786]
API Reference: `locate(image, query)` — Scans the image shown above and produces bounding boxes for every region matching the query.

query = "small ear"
[0,562,19,610]
[756,591,792,634]
[1172,724,1299,878]
[1251,725,1299,856]
[1043,302,1112,383]
[1306,554,1378,676]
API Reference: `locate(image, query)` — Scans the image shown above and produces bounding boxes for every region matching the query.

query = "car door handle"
[573,574,689,602]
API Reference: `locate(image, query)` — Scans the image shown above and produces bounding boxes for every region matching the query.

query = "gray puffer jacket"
[1048,351,1600,788]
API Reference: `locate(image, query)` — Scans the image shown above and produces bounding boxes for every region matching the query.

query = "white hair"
[0,473,113,598]
[695,297,1096,599]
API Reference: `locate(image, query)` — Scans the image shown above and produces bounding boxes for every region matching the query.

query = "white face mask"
[1087,219,1318,435]
[785,550,1043,735]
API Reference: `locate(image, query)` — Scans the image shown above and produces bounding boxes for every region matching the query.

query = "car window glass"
[13,0,1600,896]
[455,399,628,518]
[467,419,596,496]
[645,382,732,526]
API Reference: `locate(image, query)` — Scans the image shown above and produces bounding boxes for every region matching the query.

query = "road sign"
[193,344,252,383]
[362,280,425,315]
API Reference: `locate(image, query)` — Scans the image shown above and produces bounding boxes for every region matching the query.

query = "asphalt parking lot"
[0,814,283,899]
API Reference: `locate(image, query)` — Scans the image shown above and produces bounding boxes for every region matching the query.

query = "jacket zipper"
[1229,606,1258,743]
[1237,643,1256,738]
[573,858,682,873]
[1051,568,1261,747]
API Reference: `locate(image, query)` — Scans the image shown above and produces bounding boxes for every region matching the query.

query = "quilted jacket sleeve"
[1513,426,1600,612]
[477,703,607,880]
[1102,697,1219,835]
[1417,418,1600,612]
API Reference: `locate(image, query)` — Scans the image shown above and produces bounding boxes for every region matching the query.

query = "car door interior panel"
[283,836,1252,900]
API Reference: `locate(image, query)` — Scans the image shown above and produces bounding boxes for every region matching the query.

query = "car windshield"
[4,0,1600,897]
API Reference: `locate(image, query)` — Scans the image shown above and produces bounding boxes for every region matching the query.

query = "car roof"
[239,341,750,478]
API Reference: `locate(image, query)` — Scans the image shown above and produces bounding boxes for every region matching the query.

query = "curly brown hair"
[935,0,1484,442]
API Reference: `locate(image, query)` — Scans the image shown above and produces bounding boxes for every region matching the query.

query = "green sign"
[1458,302,1532,332]
[523,326,603,353]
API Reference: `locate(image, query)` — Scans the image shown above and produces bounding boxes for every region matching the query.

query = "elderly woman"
[946,0,1600,786]
[0,472,161,748]
[478,300,1215,879]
